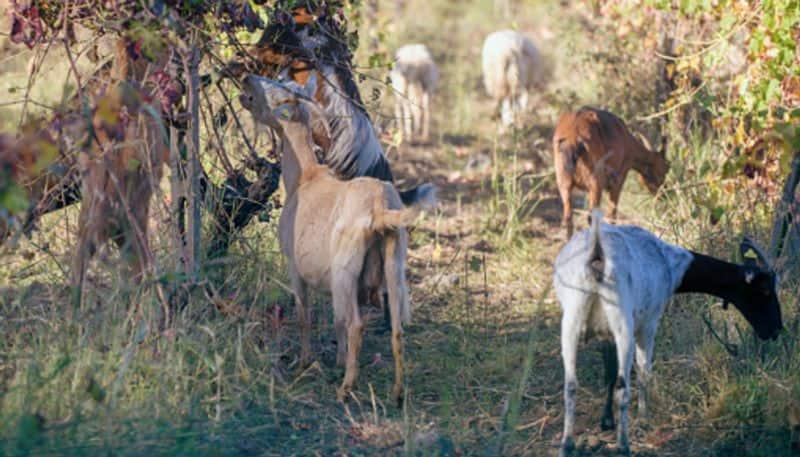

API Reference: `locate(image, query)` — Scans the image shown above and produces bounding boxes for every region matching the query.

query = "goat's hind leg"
[635,322,657,419]
[604,303,634,455]
[600,340,618,430]
[559,294,590,456]
[334,282,363,402]
[384,231,409,406]
[289,264,312,366]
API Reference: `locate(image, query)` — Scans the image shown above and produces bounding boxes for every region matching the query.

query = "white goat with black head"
[390,43,438,143]
[554,210,783,456]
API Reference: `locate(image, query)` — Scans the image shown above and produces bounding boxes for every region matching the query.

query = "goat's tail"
[381,183,437,229]
[399,183,437,209]
[558,140,579,175]
[384,230,412,324]
[587,209,605,282]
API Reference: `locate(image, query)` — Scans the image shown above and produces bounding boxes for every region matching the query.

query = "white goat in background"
[481,30,544,128]
[390,44,438,143]
[554,210,782,455]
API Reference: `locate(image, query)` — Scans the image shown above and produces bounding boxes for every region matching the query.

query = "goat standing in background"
[553,106,669,239]
[239,72,436,404]
[482,30,544,128]
[554,210,782,455]
[390,44,438,143]
[72,38,172,303]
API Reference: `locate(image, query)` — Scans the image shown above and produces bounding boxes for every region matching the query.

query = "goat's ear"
[740,237,772,271]
[271,103,296,121]
[298,96,331,146]
[302,71,318,99]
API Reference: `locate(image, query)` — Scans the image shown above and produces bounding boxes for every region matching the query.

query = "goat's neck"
[630,144,658,172]
[675,252,746,301]
[278,121,320,196]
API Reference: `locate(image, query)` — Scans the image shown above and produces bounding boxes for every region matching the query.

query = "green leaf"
[719,12,736,31]
[0,184,29,215]
[468,255,482,273]
[87,377,107,403]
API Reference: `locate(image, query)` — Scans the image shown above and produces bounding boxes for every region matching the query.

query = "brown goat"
[71,38,171,302]
[553,106,669,238]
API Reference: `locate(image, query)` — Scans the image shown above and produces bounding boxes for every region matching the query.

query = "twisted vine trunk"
[183,42,203,281]
[769,151,800,275]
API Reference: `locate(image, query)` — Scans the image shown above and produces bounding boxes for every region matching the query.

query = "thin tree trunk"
[769,151,800,270]
[169,124,187,275]
[183,42,203,281]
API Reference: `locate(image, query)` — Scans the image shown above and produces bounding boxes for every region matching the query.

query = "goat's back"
[482,30,542,99]
[553,107,651,183]
[278,174,402,289]
[392,44,438,92]
[554,223,692,328]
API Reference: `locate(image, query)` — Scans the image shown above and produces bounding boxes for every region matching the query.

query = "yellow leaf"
[432,244,442,262]
[95,95,119,125]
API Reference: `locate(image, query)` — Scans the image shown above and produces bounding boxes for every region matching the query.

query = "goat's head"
[635,134,670,194]
[728,237,783,340]
[239,73,330,141]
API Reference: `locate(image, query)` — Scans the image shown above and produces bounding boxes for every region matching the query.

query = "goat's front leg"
[607,171,628,222]
[586,178,603,213]
[607,186,621,223]
[557,181,574,240]
[394,98,405,145]
[71,235,93,310]
[500,97,514,129]
[601,340,618,431]
[289,264,311,366]
[72,211,99,310]
[421,91,431,142]
[403,99,414,143]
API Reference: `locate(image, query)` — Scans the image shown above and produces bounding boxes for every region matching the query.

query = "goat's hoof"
[600,415,615,431]
[336,385,351,403]
[615,440,631,456]
[391,386,404,408]
[559,437,575,457]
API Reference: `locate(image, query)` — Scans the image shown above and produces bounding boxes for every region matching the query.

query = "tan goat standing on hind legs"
[239,72,436,404]
[71,38,172,306]
[553,106,670,239]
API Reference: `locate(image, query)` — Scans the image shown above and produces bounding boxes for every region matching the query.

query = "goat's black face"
[732,268,782,340]
[730,238,783,340]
